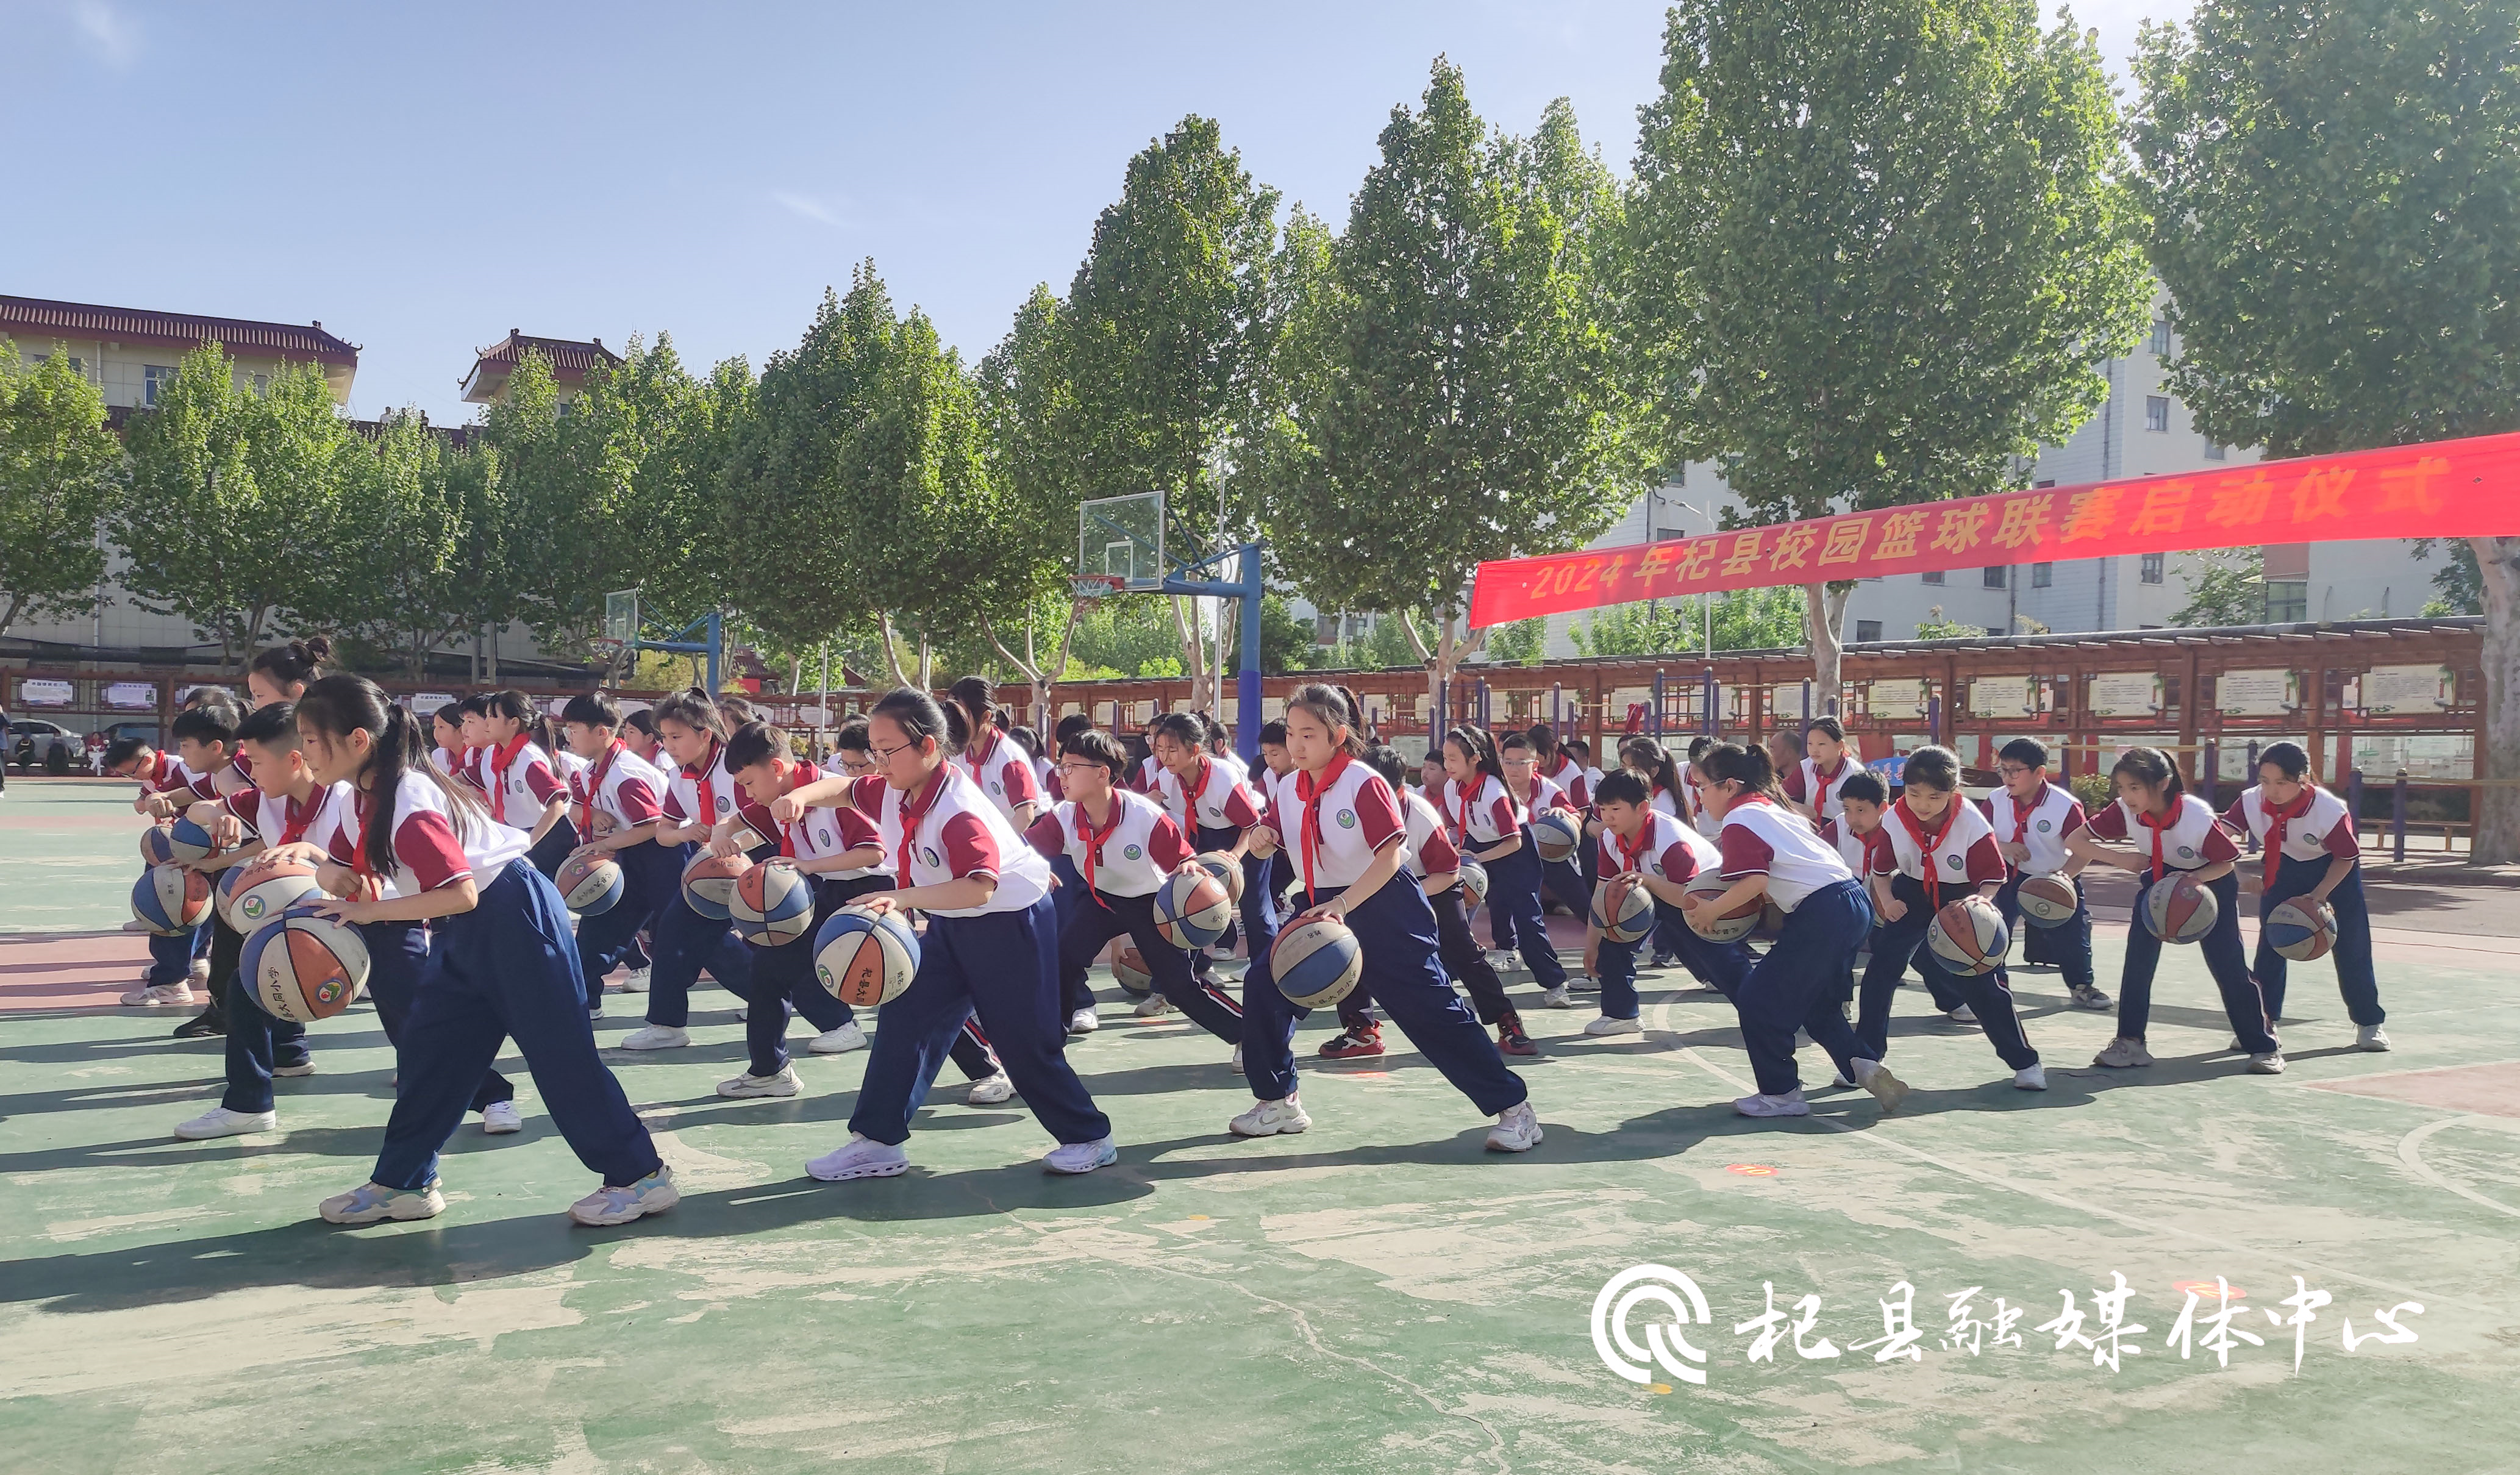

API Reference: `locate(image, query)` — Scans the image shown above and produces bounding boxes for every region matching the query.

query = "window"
[143,365,179,407]
[1855,620,1882,643]
[2144,395,2171,433]
[2032,562,2054,588]
[2266,580,2308,623]
[2033,479,2055,488]
[2149,319,2171,357]
[1315,613,1340,645]
[2140,552,2165,584]
[2203,441,2227,461]
[1982,566,2008,589]
[1985,626,2004,637]
[30,353,85,376]
[1921,569,1946,586]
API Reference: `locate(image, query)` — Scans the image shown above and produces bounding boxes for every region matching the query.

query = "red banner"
[1469,430,2520,627]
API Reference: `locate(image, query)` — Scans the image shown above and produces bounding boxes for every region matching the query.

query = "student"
[452,695,493,792]
[1566,738,1604,799]
[118,703,245,1009]
[1148,710,1277,996]
[711,721,885,1098]
[1816,771,1894,1013]
[1764,728,1807,793]
[1008,724,1052,800]
[1986,738,2110,1011]
[620,708,667,769]
[947,677,1045,832]
[246,637,329,707]
[1445,725,1570,1005]
[429,706,469,782]
[263,676,673,1226]
[177,701,521,1140]
[1782,718,1860,826]
[1584,770,1749,1035]
[1501,732,1592,926]
[2066,746,2282,1073]
[1683,742,1907,1118]
[558,692,677,1004]
[773,688,1118,1180]
[2222,741,2388,1051]
[617,690,760,1050]
[473,690,576,880]
[1356,743,1534,1057]
[1854,745,2045,1090]
[1238,686,1542,1149]
[1530,722,1602,915]
[1025,729,1244,1059]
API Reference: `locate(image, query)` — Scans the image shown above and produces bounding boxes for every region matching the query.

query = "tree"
[2413,539,2483,617]
[1480,618,1551,667]
[1221,591,1315,676]
[1631,0,2149,707]
[309,413,484,677]
[0,341,119,637]
[1914,606,1985,641]
[1261,62,1649,718]
[2169,546,2267,627]
[2134,0,2520,859]
[975,284,1094,716]
[1568,587,1805,657]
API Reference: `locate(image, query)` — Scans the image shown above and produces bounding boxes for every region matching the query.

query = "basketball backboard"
[1079,493,1165,591]
[604,589,639,646]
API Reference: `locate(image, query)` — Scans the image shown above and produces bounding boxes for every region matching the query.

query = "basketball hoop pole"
[1162,540,1265,762]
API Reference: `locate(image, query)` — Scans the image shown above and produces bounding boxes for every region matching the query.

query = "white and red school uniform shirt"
[431,745,463,782]
[1397,789,1464,882]
[569,741,668,838]
[2222,784,2357,887]
[1024,790,1189,899]
[474,735,563,830]
[1597,809,1718,888]
[771,765,888,877]
[1265,752,1407,895]
[1986,782,2087,877]
[1716,795,1854,911]
[227,780,346,848]
[1540,754,1592,812]
[170,752,249,801]
[1784,755,1861,825]
[1817,816,1893,880]
[2085,793,2240,874]
[1876,796,2007,909]
[663,742,746,834]
[1441,773,1524,849]
[305,771,529,899]
[845,765,1051,917]
[1515,774,1578,818]
[1156,751,1266,835]
[136,749,186,795]
[956,727,1042,825]
[1133,754,1163,795]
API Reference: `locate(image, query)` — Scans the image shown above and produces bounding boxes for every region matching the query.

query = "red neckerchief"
[1296,750,1355,904]
[1071,792,1124,910]
[2134,799,2177,877]
[1615,813,1658,874]
[2260,787,2313,888]
[484,732,530,816]
[276,784,325,846]
[145,750,173,787]
[1894,796,1958,912]
[1179,754,1212,822]
[2006,782,2047,843]
[893,763,950,880]
[966,725,1000,778]
[349,788,382,883]
[1443,774,1481,845]
[682,741,723,829]
[577,740,621,835]
[771,760,804,858]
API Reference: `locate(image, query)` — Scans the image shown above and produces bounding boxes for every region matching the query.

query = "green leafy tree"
[1631,0,2148,701]
[2169,546,2267,627]
[1569,587,1805,656]
[1480,617,1551,667]
[1261,62,1649,716]
[974,284,1096,713]
[2134,0,2520,859]
[1914,605,1985,641]
[316,413,486,677]
[2413,538,2483,617]
[0,341,120,635]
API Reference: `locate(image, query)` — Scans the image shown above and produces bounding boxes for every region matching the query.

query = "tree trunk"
[916,632,932,691]
[1168,596,1212,711]
[983,602,1084,732]
[1408,610,1490,740]
[2470,536,2519,863]
[788,652,802,698]
[875,611,913,689]
[485,623,501,684]
[1804,581,1855,721]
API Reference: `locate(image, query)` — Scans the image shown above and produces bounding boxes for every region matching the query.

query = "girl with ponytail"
[247,635,331,707]
[1444,723,1568,1003]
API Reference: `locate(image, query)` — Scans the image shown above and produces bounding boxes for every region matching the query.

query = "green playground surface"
[4,777,2518,1473]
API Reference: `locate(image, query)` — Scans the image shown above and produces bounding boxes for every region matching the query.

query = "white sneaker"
[1229,1095,1312,1137]
[2093,1037,2155,1068]
[2356,1024,2392,1052]
[1067,1007,1101,1035]
[319,1179,445,1224]
[808,1021,869,1054]
[716,1065,802,1098]
[1043,1136,1118,1174]
[1134,994,1174,1018]
[1485,1101,1543,1152]
[1230,1044,1243,1073]
[807,1134,909,1181]
[1734,1088,1810,1118]
[966,1071,1015,1105]
[121,980,195,1008]
[619,968,650,994]
[2246,1051,2287,1075]
[1583,1015,1641,1037]
[1948,1004,1979,1024]
[272,1060,315,1078]
[1829,1070,1857,1089]
[615,1024,690,1051]
[174,1105,274,1140]
[1539,984,1574,1008]
[1568,976,1600,993]
[188,958,211,985]
[1852,1057,1910,1113]
[569,1164,679,1225]
[480,1101,524,1134]
[2015,1063,2049,1091]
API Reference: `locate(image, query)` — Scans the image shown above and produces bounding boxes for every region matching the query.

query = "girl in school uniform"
[2221,740,2388,1051]
[472,690,576,880]
[1502,732,1593,924]
[558,692,677,1004]
[1446,725,1569,1006]
[269,676,672,1226]
[620,708,666,769]
[430,707,468,782]
[1782,718,1861,826]
[1237,686,1541,1149]
[1362,743,1535,1057]
[1683,741,1906,1119]
[773,688,1117,1180]
[2065,745,2282,1073]
[1853,745,2046,1090]
[1148,710,1279,994]
[1024,729,1244,1059]
[616,691,760,1050]
[947,678,1046,832]
[1582,769,1749,1034]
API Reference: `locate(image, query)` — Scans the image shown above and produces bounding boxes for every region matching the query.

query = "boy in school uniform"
[1582,770,1750,1036]
[1816,770,1895,1016]
[117,705,245,1009]
[1985,738,2108,1011]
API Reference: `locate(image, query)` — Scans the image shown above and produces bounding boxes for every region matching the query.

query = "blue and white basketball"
[2141,872,2219,944]
[221,856,323,931]
[1112,946,1154,998]
[132,863,212,935]
[555,849,625,915]
[2265,898,2336,962]
[1530,810,1582,863]
[1926,896,2010,976]
[1457,859,1488,916]
[730,858,816,946]
[168,815,235,865]
[813,904,920,1007]
[1270,917,1362,1009]
[680,849,750,921]
[1191,851,1244,903]
[140,824,176,867]
[2016,873,2079,928]
[241,906,371,1023]
[1591,876,1657,945]
[1155,869,1234,952]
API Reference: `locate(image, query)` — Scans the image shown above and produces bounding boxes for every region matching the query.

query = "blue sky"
[4,0,2163,423]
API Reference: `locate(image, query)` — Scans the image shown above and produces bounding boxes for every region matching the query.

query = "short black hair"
[622,708,661,740]
[2257,740,2311,781]
[1363,743,1407,790]
[1839,771,1888,807]
[1805,716,1845,744]
[1594,770,1649,808]
[1997,737,2050,770]
[835,717,871,753]
[562,692,623,730]
[1258,719,1288,746]
[171,704,235,748]
[236,701,299,749]
[1064,729,1131,784]
[724,720,791,771]
[105,736,151,769]
[1902,745,1960,792]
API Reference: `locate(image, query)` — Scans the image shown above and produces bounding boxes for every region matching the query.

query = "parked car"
[98,721,162,751]
[9,718,76,774]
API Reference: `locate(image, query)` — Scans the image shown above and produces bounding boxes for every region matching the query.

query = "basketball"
[731,858,817,946]
[680,849,752,921]
[140,824,176,867]
[1682,871,1760,943]
[1591,875,1657,945]
[1271,916,1362,1008]
[1531,810,1582,863]
[555,849,625,915]
[222,856,323,931]
[1113,946,1154,998]
[167,815,236,865]
[132,863,212,935]
[1154,869,1234,952]
[241,907,371,1023]
[1457,859,1488,916]
[2141,871,2219,943]
[2017,873,2080,928]
[812,904,920,1007]
[1927,895,2010,976]
[2266,898,2337,962]
[1191,851,1244,902]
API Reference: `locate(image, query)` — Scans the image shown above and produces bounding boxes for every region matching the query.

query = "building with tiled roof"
[0,295,358,409]
[459,330,623,405]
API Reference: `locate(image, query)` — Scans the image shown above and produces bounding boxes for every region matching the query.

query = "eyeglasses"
[1998,764,2035,777]
[869,740,918,764]
[835,757,876,774]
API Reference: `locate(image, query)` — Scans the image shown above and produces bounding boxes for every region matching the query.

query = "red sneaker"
[1496,1014,1540,1057]
[1319,1025,1385,1060]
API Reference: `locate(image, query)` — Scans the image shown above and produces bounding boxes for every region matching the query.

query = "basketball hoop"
[1071,573,1126,601]
[592,637,627,669]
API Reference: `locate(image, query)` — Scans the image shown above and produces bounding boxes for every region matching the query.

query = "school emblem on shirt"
[1945,853,1965,868]
[2036,819,2052,832]
[2178,845,2195,858]
[715,795,732,814]
[1337,809,1357,829]
[989,779,1002,795]
[921,846,941,868]
[1123,844,1142,860]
